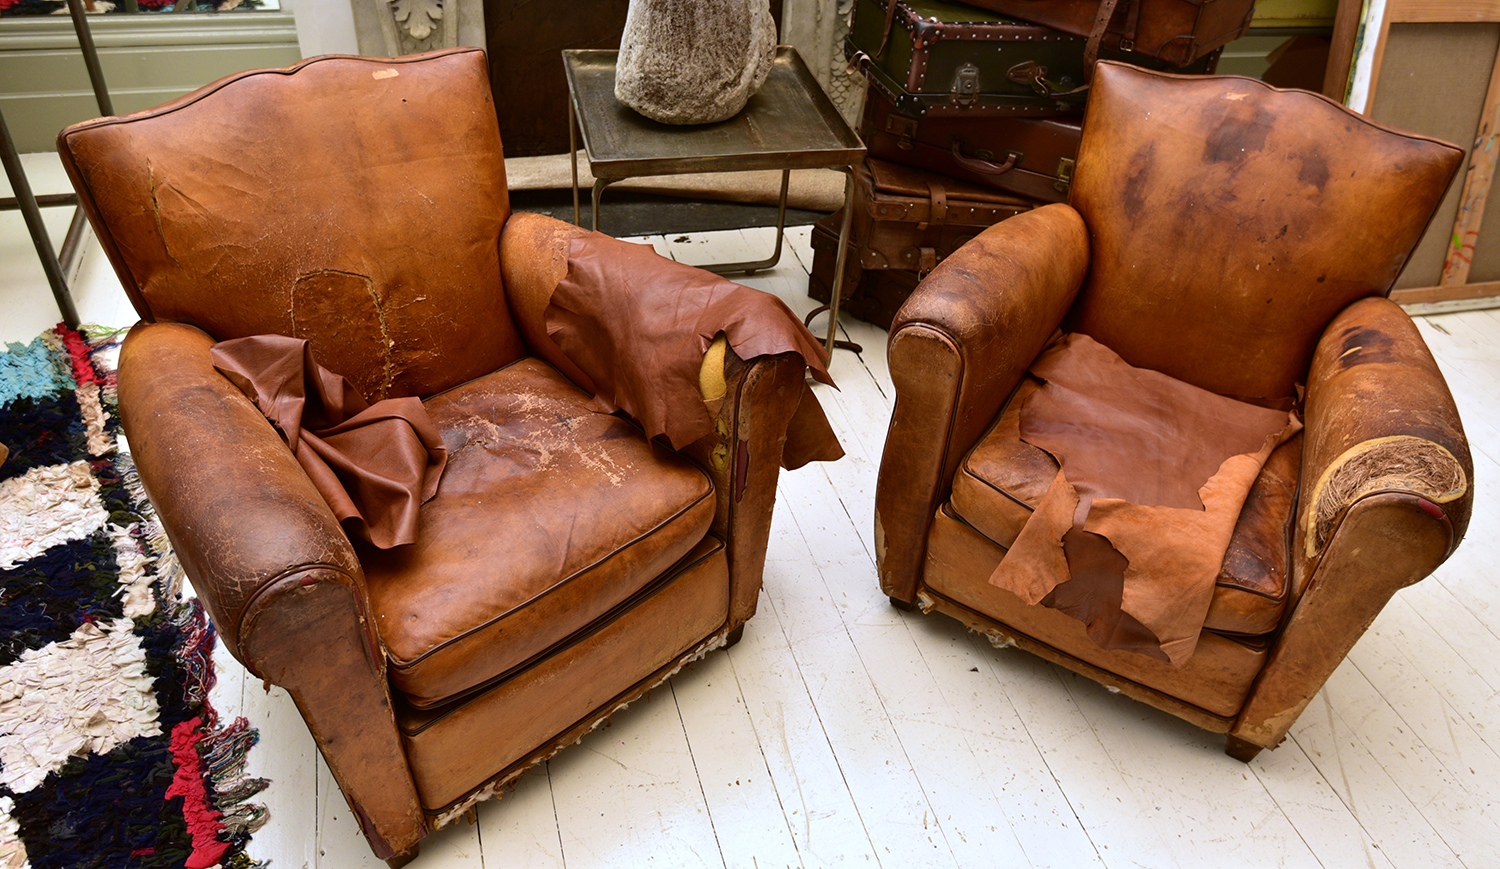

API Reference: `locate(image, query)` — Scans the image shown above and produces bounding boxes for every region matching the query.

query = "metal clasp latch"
[1056,157,1076,193]
[883,113,919,150]
[950,62,981,106]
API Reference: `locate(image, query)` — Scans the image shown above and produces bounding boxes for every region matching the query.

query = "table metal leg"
[583,166,794,276]
[802,166,861,357]
[1,109,79,329]
[569,98,581,227]
[591,177,613,232]
[66,0,114,117]
[59,209,89,274]
[695,168,790,276]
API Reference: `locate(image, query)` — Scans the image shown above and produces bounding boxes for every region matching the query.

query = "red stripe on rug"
[165,717,232,869]
[53,325,101,387]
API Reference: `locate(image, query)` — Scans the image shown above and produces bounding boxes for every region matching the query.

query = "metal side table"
[563,46,865,356]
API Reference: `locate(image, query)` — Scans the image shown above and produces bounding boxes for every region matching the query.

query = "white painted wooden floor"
[7,155,1500,869]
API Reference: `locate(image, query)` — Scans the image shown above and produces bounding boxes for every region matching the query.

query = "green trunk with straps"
[847,0,1219,117]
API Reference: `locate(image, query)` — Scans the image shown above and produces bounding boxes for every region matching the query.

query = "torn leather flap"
[211,335,447,549]
[546,232,843,468]
[989,333,1300,664]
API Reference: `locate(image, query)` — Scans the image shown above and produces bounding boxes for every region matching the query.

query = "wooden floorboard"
[10,205,1500,868]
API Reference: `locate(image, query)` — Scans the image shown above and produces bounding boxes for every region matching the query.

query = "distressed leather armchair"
[876,61,1471,760]
[58,49,832,864]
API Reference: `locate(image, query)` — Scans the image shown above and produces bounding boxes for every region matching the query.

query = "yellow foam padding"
[699,335,728,402]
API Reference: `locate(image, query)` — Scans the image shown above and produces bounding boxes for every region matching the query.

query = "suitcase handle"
[1007,62,1090,101]
[950,141,1019,177]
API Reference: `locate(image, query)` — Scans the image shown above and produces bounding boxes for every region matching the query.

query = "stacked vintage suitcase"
[810,0,1256,328]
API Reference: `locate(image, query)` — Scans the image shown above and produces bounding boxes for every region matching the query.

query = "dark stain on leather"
[1298,151,1331,191]
[1202,102,1272,166]
[1121,143,1154,217]
[1337,326,1396,366]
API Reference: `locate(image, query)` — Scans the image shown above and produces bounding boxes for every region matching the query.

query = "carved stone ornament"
[376,0,456,55]
[391,0,445,41]
[614,0,778,125]
[349,0,482,58]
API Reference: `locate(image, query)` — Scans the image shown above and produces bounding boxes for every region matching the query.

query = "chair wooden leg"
[1225,735,1264,763]
[725,624,746,648]
[889,596,916,612]
[385,845,419,869]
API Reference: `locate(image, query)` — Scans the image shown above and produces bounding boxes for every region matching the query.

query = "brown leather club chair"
[57,49,829,864]
[876,61,1472,761]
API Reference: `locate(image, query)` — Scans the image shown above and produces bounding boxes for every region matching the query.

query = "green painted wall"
[0,11,301,153]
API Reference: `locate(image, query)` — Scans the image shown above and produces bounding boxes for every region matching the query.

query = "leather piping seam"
[53,151,153,321]
[920,585,1241,722]
[1307,486,1458,566]
[938,502,1008,556]
[57,49,485,136]
[721,353,756,576]
[420,353,534,402]
[386,485,717,672]
[421,625,730,817]
[956,380,1045,517]
[1092,61,1465,152]
[397,536,726,727]
[236,561,367,673]
[1276,467,1303,623]
[887,321,966,569]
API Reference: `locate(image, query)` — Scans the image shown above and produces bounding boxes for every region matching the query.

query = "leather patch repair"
[989,333,1300,664]
[547,232,844,469]
[211,334,446,548]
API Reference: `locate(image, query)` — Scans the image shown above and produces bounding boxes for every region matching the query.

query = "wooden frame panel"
[1360,0,1500,306]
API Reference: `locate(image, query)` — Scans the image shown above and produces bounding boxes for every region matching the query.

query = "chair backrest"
[58,48,526,401]
[1067,61,1462,405]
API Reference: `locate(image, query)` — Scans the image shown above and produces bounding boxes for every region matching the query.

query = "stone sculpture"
[615,0,778,125]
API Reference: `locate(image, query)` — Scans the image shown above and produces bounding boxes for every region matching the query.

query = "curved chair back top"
[1067,61,1462,405]
[59,48,525,401]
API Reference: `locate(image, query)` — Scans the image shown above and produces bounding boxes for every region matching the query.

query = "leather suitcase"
[851,158,1038,273]
[848,0,1220,118]
[955,0,1254,67]
[807,213,921,330]
[806,160,1037,327]
[860,84,1082,203]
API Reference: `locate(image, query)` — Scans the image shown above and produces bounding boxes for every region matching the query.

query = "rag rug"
[0,326,269,869]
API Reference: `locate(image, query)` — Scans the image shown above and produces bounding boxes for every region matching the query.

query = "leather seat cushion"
[363,357,716,708]
[948,378,1300,636]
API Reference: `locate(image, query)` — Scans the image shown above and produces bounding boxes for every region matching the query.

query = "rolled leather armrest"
[1231,296,1471,753]
[876,203,1089,603]
[500,211,804,629]
[118,321,368,665]
[678,346,806,627]
[1296,295,1471,578]
[119,321,424,858]
[498,211,598,391]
